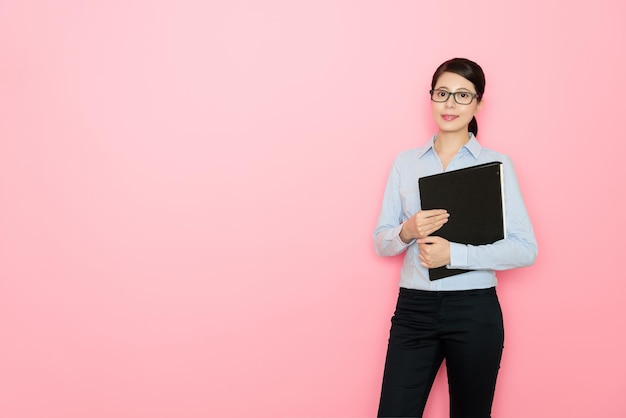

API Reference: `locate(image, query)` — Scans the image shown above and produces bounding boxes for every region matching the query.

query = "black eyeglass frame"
[429,89,479,105]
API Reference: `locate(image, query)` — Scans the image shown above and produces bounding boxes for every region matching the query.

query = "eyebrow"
[434,86,472,92]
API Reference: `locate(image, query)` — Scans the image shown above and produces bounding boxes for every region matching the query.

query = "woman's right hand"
[399,209,449,243]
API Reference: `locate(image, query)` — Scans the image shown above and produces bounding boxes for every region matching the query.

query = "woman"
[374,58,537,418]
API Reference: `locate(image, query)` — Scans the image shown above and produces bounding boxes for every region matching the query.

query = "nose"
[444,94,456,107]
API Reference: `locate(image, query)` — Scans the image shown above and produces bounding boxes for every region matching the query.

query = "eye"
[437,90,448,98]
[458,92,469,99]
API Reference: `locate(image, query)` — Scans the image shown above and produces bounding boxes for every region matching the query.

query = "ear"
[474,98,483,116]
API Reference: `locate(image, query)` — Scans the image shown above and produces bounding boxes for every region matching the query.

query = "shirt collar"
[418,133,482,159]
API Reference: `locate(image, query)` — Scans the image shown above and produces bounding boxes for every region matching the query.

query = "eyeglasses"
[430,89,479,105]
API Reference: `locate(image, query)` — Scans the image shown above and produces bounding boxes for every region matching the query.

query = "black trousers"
[378,287,504,418]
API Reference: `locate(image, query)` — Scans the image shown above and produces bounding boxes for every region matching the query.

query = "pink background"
[1,1,625,417]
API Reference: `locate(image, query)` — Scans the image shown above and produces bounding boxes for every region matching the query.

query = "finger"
[432,213,450,223]
[426,209,450,220]
[418,236,436,243]
[421,214,449,228]
[417,213,446,225]
[417,219,446,236]
[429,217,449,232]
[423,209,447,217]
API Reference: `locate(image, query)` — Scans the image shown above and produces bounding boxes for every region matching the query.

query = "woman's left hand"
[416,236,451,269]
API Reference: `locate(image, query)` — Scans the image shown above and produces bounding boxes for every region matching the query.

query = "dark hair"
[431,58,485,136]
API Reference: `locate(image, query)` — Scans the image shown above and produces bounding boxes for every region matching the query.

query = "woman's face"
[431,71,482,136]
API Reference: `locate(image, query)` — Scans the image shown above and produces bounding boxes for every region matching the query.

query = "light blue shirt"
[374,134,538,291]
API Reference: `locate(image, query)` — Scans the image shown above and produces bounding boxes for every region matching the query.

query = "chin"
[438,125,467,134]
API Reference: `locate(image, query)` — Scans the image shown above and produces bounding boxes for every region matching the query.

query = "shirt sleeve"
[448,156,538,270]
[373,158,414,256]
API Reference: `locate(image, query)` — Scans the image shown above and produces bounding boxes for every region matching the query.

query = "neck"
[434,131,471,154]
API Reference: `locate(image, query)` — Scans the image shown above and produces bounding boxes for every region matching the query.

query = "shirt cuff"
[449,242,468,268]
[393,224,414,250]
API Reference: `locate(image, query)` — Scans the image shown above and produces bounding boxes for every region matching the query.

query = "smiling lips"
[442,114,458,121]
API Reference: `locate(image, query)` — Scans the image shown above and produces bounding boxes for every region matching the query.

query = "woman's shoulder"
[477,146,522,180]
[395,147,425,160]
[479,145,513,165]
[393,138,436,164]
[389,147,432,173]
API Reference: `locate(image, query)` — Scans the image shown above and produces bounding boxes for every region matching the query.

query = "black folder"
[418,161,505,280]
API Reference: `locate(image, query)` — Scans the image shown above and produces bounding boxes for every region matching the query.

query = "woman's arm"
[445,156,538,270]
[374,160,411,256]
[374,157,448,257]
